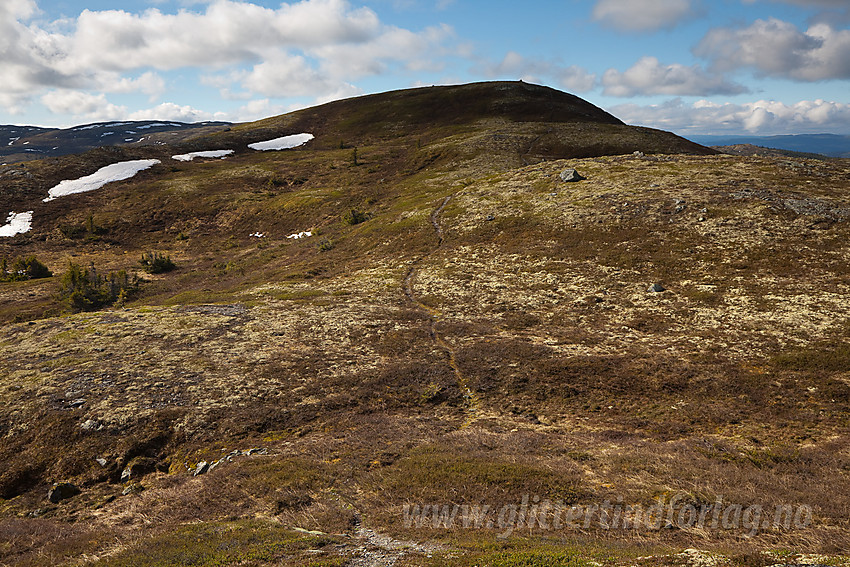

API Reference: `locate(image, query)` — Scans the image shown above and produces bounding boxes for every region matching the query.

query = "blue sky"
[2,0,850,135]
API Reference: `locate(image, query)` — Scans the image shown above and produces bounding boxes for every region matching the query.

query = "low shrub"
[140,251,176,274]
[0,256,52,282]
[343,208,370,225]
[58,262,139,312]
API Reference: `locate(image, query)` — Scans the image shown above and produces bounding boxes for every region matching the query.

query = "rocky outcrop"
[47,482,80,503]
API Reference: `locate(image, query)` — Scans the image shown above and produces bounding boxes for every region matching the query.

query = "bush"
[58,262,138,312]
[343,209,370,225]
[140,251,176,274]
[59,213,107,240]
[0,256,52,282]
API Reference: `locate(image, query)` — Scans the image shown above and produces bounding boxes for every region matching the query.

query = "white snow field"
[287,231,312,239]
[172,150,234,162]
[0,211,34,237]
[43,160,161,202]
[248,133,313,151]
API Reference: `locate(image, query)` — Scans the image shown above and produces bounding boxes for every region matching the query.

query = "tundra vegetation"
[0,82,848,566]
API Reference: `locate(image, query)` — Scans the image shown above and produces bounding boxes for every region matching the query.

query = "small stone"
[67,399,86,409]
[648,283,665,293]
[95,457,108,467]
[486,214,495,221]
[80,419,101,431]
[193,461,210,476]
[47,482,81,503]
[560,168,586,183]
[122,483,144,496]
[121,457,157,482]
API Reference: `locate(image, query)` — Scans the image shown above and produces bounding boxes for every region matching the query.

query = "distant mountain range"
[686,133,850,158]
[0,120,231,164]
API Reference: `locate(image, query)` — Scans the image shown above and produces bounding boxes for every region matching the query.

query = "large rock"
[560,168,586,182]
[47,482,81,503]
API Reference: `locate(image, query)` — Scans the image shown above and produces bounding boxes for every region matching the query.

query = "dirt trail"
[403,194,480,424]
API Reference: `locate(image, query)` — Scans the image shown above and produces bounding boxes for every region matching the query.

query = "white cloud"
[611,97,850,134]
[62,0,382,73]
[480,52,596,92]
[695,18,850,81]
[41,90,126,121]
[312,24,453,80]
[107,72,167,100]
[0,0,457,121]
[38,90,228,124]
[241,53,340,97]
[128,102,221,122]
[0,0,80,112]
[592,0,697,32]
[601,56,748,97]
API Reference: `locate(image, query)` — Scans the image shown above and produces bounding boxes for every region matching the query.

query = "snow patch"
[8,137,19,146]
[137,122,183,130]
[250,232,266,238]
[0,211,34,237]
[74,122,134,131]
[248,133,313,151]
[287,231,312,239]
[43,159,161,202]
[100,132,115,137]
[172,150,234,162]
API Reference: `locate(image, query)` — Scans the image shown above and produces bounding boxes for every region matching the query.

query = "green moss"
[383,447,582,503]
[93,519,342,567]
[271,289,328,301]
[772,342,850,373]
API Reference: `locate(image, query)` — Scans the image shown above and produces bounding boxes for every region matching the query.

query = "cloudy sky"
[3,0,850,136]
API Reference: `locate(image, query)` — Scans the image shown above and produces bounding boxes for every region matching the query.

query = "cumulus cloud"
[0,0,456,121]
[107,72,167,100]
[592,0,698,32]
[0,0,82,112]
[40,90,127,121]
[601,56,747,97]
[39,91,233,124]
[480,52,597,92]
[127,102,221,122]
[61,0,381,72]
[695,18,850,80]
[611,97,850,134]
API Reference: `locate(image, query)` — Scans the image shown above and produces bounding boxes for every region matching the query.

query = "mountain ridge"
[688,133,850,158]
[0,120,232,164]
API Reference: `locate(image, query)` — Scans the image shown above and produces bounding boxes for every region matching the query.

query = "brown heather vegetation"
[0,82,849,566]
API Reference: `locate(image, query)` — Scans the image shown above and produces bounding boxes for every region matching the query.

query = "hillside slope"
[0,121,231,164]
[1,82,847,566]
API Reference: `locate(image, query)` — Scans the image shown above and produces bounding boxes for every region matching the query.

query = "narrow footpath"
[403,195,480,424]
